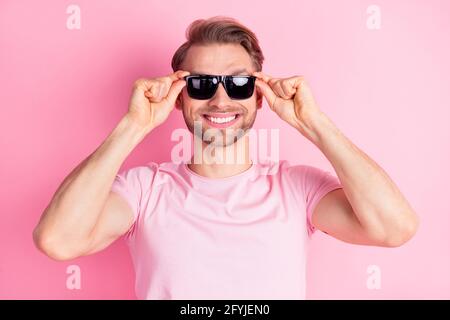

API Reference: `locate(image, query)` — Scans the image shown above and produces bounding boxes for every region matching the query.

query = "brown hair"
[171,16,264,72]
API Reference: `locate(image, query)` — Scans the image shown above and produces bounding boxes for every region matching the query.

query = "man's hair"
[171,16,264,72]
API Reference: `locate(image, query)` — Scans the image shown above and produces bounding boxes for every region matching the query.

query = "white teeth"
[206,115,237,124]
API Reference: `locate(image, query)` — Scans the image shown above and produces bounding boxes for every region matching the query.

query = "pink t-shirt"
[111,159,342,300]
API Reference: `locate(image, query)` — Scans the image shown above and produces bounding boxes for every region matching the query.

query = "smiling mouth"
[202,113,241,125]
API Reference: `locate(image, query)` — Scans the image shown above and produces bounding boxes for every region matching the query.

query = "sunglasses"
[183,74,256,100]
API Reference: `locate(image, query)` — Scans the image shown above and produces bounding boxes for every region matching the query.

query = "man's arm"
[33,115,148,260]
[308,111,419,247]
[253,72,419,247]
[33,71,190,260]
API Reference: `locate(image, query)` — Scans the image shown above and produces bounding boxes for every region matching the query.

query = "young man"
[33,16,419,299]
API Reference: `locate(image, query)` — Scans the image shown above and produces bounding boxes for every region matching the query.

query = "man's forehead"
[182,44,254,75]
[189,67,251,76]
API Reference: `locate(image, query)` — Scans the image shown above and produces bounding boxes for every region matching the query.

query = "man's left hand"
[253,71,323,138]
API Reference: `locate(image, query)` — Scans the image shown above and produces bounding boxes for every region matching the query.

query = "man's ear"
[175,95,182,110]
[256,89,263,109]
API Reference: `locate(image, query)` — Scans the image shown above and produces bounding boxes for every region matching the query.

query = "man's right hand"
[127,70,190,133]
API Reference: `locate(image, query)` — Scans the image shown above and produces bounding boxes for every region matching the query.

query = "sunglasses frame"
[183,74,256,100]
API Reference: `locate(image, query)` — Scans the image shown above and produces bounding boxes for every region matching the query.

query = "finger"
[265,77,284,98]
[165,78,187,105]
[252,71,274,84]
[268,78,279,87]
[150,83,163,102]
[168,70,191,83]
[134,78,153,91]
[255,79,278,110]
[158,84,165,101]
[141,81,163,102]
[158,70,190,99]
[289,76,304,90]
[280,80,295,99]
[253,73,285,99]
[274,81,290,99]
[143,83,159,101]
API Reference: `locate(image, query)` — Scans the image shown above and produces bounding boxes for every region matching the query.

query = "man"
[33,16,419,299]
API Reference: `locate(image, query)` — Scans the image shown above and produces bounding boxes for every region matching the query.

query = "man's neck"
[188,161,253,179]
[187,135,253,179]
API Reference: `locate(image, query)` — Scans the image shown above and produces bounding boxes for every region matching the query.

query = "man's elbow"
[382,212,420,248]
[33,226,80,261]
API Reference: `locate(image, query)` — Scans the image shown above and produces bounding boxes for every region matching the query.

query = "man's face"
[177,43,262,147]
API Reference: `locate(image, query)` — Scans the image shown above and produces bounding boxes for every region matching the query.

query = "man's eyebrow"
[190,68,250,76]
[230,68,250,75]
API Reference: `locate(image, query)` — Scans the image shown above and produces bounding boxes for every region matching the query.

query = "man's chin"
[197,132,245,148]
[185,115,255,147]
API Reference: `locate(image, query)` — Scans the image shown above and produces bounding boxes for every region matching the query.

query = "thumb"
[165,79,186,105]
[255,79,278,110]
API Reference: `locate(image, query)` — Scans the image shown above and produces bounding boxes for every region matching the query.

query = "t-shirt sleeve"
[287,164,343,236]
[110,163,158,237]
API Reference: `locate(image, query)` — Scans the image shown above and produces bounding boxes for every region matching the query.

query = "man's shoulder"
[118,161,181,191]
[123,161,160,174]
[255,159,313,176]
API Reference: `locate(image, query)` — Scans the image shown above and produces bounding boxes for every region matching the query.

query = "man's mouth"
[201,112,241,128]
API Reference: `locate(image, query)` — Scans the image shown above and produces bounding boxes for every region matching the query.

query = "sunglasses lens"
[186,76,255,100]
[225,76,255,100]
[186,77,217,100]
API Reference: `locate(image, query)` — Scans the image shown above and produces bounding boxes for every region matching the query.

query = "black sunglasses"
[183,74,256,100]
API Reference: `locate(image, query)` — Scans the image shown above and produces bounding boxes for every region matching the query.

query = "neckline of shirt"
[181,160,256,182]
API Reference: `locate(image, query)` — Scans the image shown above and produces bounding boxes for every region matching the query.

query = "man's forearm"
[34,115,149,255]
[298,111,418,242]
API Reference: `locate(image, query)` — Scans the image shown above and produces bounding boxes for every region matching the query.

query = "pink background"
[1,0,449,299]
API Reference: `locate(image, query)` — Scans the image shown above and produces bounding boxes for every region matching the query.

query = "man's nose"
[208,83,231,107]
